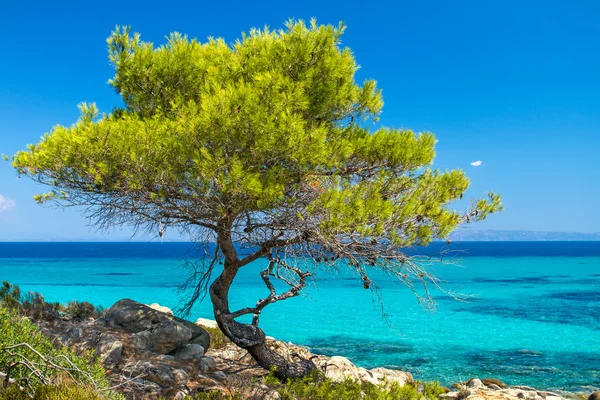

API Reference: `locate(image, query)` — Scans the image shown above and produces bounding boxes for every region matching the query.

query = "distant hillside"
[449,230,600,241]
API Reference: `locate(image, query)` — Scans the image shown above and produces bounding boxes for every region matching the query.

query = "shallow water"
[0,242,598,391]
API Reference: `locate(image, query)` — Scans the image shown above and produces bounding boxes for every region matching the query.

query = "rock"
[369,367,414,387]
[482,378,507,388]
[323,356,358,382]
[248,384,281,400]
[95,333,123,368]
[134,320,193,354]
[214,371,227,380]
[104,299,210,349]
[131,378,162,392]
[123,361,189,388]
[195,317,218,329]
[157,354,175,361]
[169,344,205,360]
[174,389,191,400]
[147,303,174,315]
[590,392,600,400]
[468,378,485,389]
[199,356,217,373]
[189,329,211,351]
[487,384,502,390]
[0,372,16,385]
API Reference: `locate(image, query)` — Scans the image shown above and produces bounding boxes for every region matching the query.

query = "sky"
[0,0,598,240]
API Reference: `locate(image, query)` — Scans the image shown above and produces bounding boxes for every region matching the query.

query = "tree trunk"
[209,256,316,380]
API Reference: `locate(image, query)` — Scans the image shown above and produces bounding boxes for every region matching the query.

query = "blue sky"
[0,0,598,240]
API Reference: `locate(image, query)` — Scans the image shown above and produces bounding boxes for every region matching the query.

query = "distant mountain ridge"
[0,230,599,242]
[449,230,600,241]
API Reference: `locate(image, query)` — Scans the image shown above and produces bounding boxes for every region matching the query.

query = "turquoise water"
[0,242,598,391]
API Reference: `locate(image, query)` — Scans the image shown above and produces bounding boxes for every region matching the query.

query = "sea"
[0,241,598,392]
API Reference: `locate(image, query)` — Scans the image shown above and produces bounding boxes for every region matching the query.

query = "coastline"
[16,297,595,400]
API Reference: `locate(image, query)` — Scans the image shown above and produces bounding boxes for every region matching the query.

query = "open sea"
[0,241,598,392]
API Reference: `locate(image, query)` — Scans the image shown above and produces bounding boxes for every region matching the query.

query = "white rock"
[195,317,218,329]
[146,303,174,315]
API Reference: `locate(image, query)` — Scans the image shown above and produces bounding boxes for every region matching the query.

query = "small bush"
[0,281,21,310]
[63,301,102,321]
[422,381,450,399]
[0,307,124,399]
[0,382,108,400]
[261,369,443,400]
[202,326,231,350]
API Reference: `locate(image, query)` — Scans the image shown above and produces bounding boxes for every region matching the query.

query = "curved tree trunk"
[209,255,316,380]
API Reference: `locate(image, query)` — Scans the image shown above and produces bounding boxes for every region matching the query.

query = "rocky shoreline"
[29,299,598,400]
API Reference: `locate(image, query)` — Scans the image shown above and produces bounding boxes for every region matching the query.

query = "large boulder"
[134,320,193,354]
[104,299,210,349]
[589,391,600,400]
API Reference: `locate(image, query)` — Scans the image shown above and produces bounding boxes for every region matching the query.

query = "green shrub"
[422,381,450,399]
[260,369,442,400]
[0,307,123,399]
[202,326,231,350]
[0,382,108,400]
[0,281,21,310]
[63,301,103,321]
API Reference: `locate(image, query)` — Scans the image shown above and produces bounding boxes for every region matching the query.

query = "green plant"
[63,301,103,321]
[261,369,444,400]
[202,326,231,350]
[0,382,110,400]
[421,381,450,399]
[0,307,123,399]
[0,281,21,310]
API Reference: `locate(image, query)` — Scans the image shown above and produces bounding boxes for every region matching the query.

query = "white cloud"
[0,195,16,212]
[470,160,483,167]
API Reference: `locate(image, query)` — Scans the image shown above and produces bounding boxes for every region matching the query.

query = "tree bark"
[209,226,316,380]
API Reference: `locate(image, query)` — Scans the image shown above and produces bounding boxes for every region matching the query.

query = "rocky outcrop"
[105,299,210,353]
[29,303,584,400]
